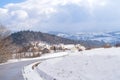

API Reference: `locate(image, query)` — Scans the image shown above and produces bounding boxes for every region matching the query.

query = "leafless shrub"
[32,62,40,70]
[85,47,92,50]
[0,24,13,63]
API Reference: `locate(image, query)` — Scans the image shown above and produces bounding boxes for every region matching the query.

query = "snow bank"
[22,61,42,80]
[22,52,69,80]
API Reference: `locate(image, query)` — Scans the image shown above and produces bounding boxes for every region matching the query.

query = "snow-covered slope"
[49,31,120,44]
[37,47,120,80]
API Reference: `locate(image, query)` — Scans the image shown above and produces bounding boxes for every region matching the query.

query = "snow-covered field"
[33,47,120,80]
[23,48,120,80]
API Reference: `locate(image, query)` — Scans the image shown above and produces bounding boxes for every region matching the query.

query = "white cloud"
[0,8,8,15]
[0,8,8,19]
[11,10,28,20]
[1,0,118,32]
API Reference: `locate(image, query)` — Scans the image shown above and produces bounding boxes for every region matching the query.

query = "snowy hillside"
[34,47,120,80]
[49,31,120,44]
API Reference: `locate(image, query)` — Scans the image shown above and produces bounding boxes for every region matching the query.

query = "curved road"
[0,59,41,80]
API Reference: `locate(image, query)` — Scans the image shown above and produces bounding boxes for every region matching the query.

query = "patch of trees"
[115,43,120,47]
[8,31,79,46]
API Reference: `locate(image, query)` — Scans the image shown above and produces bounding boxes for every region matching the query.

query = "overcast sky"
[0,0,120,33]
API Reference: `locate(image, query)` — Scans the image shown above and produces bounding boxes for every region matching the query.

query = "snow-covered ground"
[31,47,120,80]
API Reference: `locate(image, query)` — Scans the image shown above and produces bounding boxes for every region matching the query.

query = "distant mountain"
[8,31,78,45]
[7,31,105,48]
[48,31,120,45]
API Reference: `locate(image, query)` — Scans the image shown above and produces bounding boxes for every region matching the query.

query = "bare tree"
[0,24,12,63]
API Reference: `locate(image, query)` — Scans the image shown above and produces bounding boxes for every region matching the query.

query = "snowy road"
[0,59,41,80]
[0,52,69,80]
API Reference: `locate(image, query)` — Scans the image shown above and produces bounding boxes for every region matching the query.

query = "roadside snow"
[37,47,120,80]
[22,62,43,80]
[22,52,69,80]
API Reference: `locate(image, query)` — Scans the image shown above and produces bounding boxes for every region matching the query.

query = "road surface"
[0,59,41,80]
